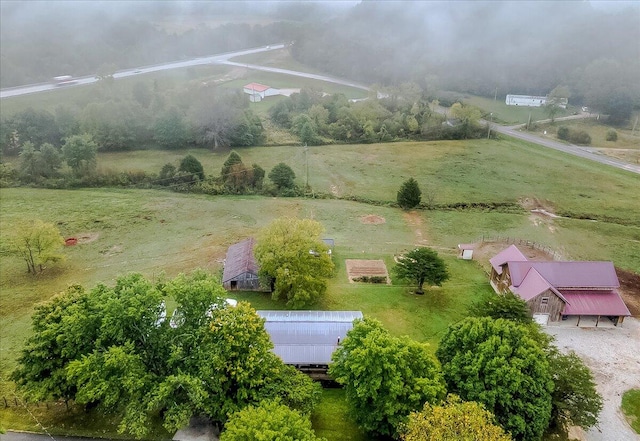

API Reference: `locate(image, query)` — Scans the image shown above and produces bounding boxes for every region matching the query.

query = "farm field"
[1,137,639,438]
[0,188,487,436]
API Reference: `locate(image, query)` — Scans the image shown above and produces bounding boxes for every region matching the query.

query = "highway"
[2,44,638,175]
[489,122,640,175]
[0,44,287,99]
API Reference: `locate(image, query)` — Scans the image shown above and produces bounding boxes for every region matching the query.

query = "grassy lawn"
[1,134,639,437]
[312,389,367,441]
[463,94,574,125]
[622,389,640,434]
[525,119,640,164]
[0,188,490,436]
[61,137,639,269]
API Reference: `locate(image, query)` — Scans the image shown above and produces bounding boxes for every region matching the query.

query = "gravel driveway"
[545,318,640,440]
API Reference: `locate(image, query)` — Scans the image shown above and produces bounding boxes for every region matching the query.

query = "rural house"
[222,238,262,291]
[489,245,630,326]
[243,82,276,102]
[257,310,363,380]
[505,94,547,107]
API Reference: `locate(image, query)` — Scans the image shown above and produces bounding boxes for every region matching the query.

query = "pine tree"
[397,177,421,209]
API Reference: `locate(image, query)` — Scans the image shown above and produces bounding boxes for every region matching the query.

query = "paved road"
[218,60,370,91]
[2,45,638,175]
[489,122,640,174]
[0,44,286,99]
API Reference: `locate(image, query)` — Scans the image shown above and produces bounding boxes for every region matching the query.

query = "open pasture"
[1,135,639,437]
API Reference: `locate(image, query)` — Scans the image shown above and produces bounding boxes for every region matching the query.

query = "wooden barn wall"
[491,265,513,294]
[224,272,262,291]
[527,289,565,321]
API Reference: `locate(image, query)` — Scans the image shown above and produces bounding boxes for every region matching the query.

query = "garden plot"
[346,259,390,284]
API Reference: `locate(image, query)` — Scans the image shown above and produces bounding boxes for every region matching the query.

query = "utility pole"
[494,87,498,101]
[304,143,309,188]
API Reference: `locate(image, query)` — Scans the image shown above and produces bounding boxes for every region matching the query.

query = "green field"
[1,135,639,438]
[463,95,574,125]
[622,389,640,434]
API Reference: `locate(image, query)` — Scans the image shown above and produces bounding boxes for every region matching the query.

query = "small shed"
[457,243,475,260]
[222,238,262,291]
[257,310,363,379]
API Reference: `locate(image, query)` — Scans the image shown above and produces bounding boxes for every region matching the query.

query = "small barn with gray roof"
[222,238,263,291]
[490,245,630,326]
[257,310,363,379]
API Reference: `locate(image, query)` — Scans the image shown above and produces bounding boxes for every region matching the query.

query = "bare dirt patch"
[617,268,640,317]
[346,259,390,283]
[519,196,557,213]
[472,242,556,271]
[402,211,429,245]
[74,232,99,244]
[360,214,386,225]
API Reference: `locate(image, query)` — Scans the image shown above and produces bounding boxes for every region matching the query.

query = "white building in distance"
[505,94,568,108]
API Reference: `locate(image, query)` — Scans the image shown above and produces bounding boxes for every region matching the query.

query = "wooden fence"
[477,235,563,260]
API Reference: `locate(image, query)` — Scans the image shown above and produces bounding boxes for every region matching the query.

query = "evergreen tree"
[397,177,421,209]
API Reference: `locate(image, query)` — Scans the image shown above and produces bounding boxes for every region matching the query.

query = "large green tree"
[13,271,320,437]
[397,177,422,209]
[330,318,446,437]
[220,400,325,441]
[8,220,65,274]
[436,318,553,441]
[546,349,602,433]
[470,292,533,324]
[268,162,296,190]
[61,134,98,177]
[18,142,63,181]
[254,218,334,309]
[393,247,449,294]
[179,154,204,181]
[153,107,189,149]
[401,395,512,441]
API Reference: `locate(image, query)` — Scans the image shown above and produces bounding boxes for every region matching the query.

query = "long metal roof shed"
[257,310,363,366]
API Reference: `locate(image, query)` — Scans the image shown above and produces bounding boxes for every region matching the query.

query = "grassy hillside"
[1,136,638,437]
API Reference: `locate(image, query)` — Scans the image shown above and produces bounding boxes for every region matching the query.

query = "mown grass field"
[1,135,639,438]
[622,389,640,434]
[463,94,574,124]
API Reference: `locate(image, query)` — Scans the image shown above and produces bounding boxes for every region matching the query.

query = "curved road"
[0,44,288,99]
[1,45,638,175]
[490,123,640,174]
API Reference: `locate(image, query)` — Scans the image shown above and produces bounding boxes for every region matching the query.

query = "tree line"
[7,213,602,440]
[10,269,602,440]
[290,2,639,125]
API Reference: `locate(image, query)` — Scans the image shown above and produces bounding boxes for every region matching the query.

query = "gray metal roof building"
[257,310,363,366]
[222,238,262,291]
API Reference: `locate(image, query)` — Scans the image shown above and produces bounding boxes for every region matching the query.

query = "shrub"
[568,130,591,145]
[557,126,570,140]
[353,276,387,284]
[606,129,618,142]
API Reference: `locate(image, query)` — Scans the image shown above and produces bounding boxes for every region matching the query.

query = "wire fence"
[477,235,562,260]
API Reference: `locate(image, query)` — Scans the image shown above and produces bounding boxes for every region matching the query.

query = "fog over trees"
[1,1,638,122]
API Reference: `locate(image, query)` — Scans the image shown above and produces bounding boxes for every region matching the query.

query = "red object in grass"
[65,237,78,246]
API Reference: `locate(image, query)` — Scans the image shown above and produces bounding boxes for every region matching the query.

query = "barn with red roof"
[490,245,630,326]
